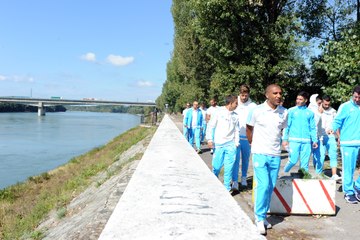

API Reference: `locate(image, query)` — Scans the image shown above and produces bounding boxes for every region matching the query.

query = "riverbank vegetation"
[157,0,359,111]
[0,103,66,112]
[0,126,156,240]
[66,105,155,115]
[0,103,155,115]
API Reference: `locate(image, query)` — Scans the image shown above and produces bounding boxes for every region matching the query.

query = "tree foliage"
[157,0,358,111]
[313,25,360,105]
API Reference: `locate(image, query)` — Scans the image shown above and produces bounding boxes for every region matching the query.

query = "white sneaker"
[264,219,272,229]
[210,149,213,154]
[331,174,341,182]
[241,177,247,187]
[256,220,266,235]
[231,181,239,191]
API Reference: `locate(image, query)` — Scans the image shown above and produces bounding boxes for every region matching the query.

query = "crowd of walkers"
[181,84,360,235]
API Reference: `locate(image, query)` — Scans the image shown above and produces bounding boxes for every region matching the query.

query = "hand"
[312,142,318,149]
[282,140,288,149]
[326,129,334,135]
[207,141,213,149]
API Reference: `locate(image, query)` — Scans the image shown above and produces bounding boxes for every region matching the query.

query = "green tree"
[192,0,308,103]
[314,26,360,105]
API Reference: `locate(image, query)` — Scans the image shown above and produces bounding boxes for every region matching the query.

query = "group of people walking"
[182,84,360,235]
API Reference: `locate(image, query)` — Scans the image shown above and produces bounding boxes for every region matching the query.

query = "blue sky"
[0,0,174,102]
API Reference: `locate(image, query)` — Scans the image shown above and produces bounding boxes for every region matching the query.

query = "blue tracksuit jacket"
[332,99,360,146]
[184,108,203,129]
[283,105,317,143]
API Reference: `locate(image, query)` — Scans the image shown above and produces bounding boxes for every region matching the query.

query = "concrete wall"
[98,114,264,240]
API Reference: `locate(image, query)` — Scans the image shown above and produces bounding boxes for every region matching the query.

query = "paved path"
[170,114,360,240]
[99,115,264,240]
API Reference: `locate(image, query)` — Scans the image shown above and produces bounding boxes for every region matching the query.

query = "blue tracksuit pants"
[341,146,360,195]
[212,142,236,191]
[188,127,201,150]
[201,123,207,142]
[253,154,281,221]
[284,141,311,172]
[183,126,189,142]
[233,139,251,182]
[313,136,338,174]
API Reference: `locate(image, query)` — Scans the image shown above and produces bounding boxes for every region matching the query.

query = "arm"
[282,110,291,142]
[309,112,318,148]
[246,124,254,145]
[183,110,188,127]
[234,121,240,147]
[200,110,203,128]
[329,104,346,134]
[206,112,217,148]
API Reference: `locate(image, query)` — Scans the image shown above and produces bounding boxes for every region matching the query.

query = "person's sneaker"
[231,181,239,191]
[256,220,266,235]
[264,219,272,229]
[344,194,358,204]
[354,185,360,201]
[331,174,341,182]
[210,149,213,154]
[241,177,248,187]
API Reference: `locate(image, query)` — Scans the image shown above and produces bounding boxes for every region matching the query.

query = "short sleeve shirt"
[247,101,288,156]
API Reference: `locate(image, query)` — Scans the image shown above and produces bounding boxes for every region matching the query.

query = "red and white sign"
[269,178,336,215]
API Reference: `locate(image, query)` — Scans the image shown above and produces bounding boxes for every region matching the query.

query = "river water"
[0,111,140,189]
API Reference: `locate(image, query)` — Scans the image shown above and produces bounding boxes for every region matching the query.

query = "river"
[0,111,140,189]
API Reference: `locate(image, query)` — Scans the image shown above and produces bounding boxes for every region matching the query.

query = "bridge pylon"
[38,102,45,116]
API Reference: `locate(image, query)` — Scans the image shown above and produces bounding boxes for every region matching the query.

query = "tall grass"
[0,126,155,240]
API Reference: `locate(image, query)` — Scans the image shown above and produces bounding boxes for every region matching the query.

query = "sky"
[0,0,174,102]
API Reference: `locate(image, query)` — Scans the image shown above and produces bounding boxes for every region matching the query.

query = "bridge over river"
[0,97,156,116]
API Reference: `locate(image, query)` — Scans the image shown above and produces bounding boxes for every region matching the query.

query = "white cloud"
[0,75,8,81]
[107,54,134,66]
[0,74,34,82]
[137,80,154,87]
[81,52,96,62]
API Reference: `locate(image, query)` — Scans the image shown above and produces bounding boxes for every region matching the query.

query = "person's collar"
[238,98,252,106]
[264,100,279,111]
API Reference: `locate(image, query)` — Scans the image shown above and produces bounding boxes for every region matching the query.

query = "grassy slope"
[0,126,156,240]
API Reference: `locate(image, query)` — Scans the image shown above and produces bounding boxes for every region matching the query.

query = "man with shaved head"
[246,84,288,235]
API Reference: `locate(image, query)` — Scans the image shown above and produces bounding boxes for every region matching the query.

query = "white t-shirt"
[206,106,219,121]
[247,101,288,156]
[319,107,337,138]
[206,106,239,146]
[200,107,207,123]
[234,99,257,138]
[192,109,198,127]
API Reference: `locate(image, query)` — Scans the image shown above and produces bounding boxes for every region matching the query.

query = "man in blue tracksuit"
[282,91,318,173]
[246,84,288,235]
[206,95,239,191]
[184,101,203,153]
[314,95,340,180]
[200,102,207,143]
[328,85,360,204]
[182,103,191,141]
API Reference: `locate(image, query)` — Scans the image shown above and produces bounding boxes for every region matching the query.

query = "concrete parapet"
[99,114,264,240]
[270,178,336,215]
